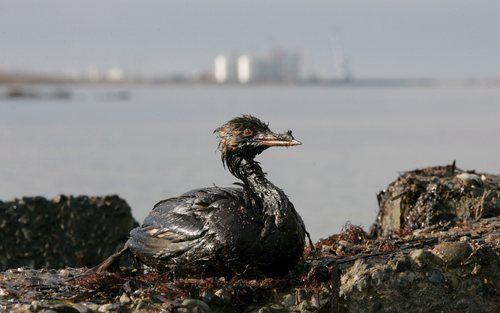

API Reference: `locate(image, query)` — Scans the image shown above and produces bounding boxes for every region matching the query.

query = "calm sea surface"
[1,85,499,240]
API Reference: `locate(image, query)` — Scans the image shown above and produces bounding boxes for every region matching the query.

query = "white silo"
[214,55,228,83]
[237,55,251,84]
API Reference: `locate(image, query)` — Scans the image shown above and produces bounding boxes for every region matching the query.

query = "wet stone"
[98,303,125,312]
[426,269,445,284]
[295,301,314,312]
[256,304,287,313]
[180,299,212,313]
[281,294,295,307]
[72,303,97,313]
[119,293,131,304]
[214,288,231,303]
[431,241,472,266]
[372,300,382,311]
[11,303,31,313]
[200,291,215,304]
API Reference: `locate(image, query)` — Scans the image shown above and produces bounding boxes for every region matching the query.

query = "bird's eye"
[243,129,253,137]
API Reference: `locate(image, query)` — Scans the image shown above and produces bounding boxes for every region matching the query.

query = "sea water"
[1,85,499,240]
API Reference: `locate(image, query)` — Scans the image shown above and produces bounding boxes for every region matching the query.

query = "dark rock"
[371,300,382,311]
[0,195,138,270]
[426,269,445,284]
[371,165,500,237]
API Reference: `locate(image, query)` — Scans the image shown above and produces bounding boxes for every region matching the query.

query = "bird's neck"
[227,155,290,221]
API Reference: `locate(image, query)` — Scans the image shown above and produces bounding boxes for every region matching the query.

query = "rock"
[72,303,97,313]
[371,165,500,236]
[119,293,131,304]
[214,288,231,303]
[0,195,138,270]
[281,294,295,307]
[180,299,212,313]
[371,300,382,311]
[11,303,31,313]
[58,269,71,278]
[30,300,41,311]
[426,269,445,284]
[295,300,314,312]
[431,241,472,266]
[200,290,215,303]
[256,304,286,313]
[98,303,125,312]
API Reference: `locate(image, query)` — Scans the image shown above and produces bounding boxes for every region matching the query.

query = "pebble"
[214,288,231,303]
[11,303,31,312]
[119,293,131,304]
[459,236,470,243]
[201,290,215,303]
[372,300,382,311]
[82,303,100,311]
[181,299,212,313]
[72,303,96,313]
[58,269,71,278]
[431,242,471,266]
[281,294,296,307]
[30,300,41,311]
[310,294,321,308]
[257,303,286,313]
[0,287,9,296]
[98,303,125,312]
[426,269,445,284]
[295,300,314,312]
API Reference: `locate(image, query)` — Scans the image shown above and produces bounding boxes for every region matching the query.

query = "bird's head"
[214,115,301,163]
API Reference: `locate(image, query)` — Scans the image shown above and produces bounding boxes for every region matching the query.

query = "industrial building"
[214,49,301,84]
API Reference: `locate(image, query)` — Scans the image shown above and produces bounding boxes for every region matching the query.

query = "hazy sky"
[1,0,499,78]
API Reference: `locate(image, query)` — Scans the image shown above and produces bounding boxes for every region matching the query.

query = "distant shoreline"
[1,72,499,89]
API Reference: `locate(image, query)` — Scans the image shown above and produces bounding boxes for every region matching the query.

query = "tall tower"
[214,55,228,83]
[334,52,351,81]
[237,55,251,84]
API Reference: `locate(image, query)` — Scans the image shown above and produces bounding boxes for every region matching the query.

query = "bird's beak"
[258,133,302,147]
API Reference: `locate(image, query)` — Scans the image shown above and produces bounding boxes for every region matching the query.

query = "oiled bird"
[97,115,310,276]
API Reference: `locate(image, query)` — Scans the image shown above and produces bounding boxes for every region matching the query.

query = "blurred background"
[1,1,499,240]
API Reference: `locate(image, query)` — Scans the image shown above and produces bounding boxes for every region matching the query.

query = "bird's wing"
[126,187,243,261]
